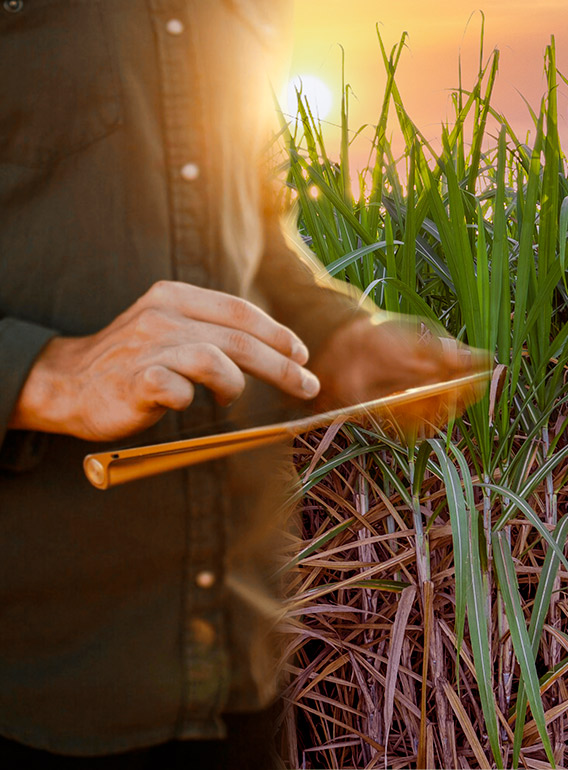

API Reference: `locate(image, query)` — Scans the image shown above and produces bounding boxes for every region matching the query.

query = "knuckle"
[135,306,163,334]
[142,365,168,393]
[274,325,293,352]
[279,356,294,382]
[227,296,254,327]
[227,330,252,357]
[147,279,174,304]
[191,342,221,375]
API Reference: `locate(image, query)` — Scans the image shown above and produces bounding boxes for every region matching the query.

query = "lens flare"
[286,74,333,119]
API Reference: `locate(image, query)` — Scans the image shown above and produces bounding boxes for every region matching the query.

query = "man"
[0,1,472,766]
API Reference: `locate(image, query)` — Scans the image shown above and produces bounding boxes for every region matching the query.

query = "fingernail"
[291,340,309,365]
[301,371,320,398]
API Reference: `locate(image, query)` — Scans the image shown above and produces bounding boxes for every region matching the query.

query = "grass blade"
[492,532,556,766]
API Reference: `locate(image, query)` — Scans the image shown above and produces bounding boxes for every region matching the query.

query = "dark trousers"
[0,710,280,769]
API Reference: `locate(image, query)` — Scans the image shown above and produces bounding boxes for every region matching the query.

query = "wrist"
[9,336,84,436]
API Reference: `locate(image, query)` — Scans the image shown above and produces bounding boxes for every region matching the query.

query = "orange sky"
[290,1,568,169]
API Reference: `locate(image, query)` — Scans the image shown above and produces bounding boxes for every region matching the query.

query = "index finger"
[145,281,310,365]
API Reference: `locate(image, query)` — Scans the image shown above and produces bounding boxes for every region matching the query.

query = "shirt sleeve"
[254,208,374,361]
[0,317,58,469]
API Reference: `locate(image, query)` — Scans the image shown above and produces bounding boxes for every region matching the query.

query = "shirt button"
[165,18,184,35]
[3,0,24,12]
[180,162,200,181]
[195,571,216,589]
[191,618,216,647]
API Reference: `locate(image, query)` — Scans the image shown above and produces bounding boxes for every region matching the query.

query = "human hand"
[311,314,487,422]
[10,281,321,441]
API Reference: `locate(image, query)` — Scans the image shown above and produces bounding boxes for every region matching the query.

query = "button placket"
[148,0,226,732]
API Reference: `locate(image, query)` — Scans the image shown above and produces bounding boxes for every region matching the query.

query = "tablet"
[84,370,490,489]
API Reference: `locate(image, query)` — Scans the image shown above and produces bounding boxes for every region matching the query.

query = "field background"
[290,1,568,167]
[276,6,568,768]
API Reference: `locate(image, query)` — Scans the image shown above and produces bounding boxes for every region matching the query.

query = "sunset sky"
[289,1,568,169]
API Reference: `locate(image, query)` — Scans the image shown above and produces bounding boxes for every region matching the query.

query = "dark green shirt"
[0,0,360,755]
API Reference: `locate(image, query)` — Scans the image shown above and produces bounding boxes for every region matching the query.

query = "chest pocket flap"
[0,0,121,167]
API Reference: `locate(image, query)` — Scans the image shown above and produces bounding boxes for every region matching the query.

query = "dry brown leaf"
[383,584,417,758]
[523,700,568,745]
[443,680,492,769]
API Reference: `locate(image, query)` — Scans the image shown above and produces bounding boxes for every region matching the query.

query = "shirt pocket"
[0,0,121,168]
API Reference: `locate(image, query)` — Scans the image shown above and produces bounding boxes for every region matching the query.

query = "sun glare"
[286,74,333,120]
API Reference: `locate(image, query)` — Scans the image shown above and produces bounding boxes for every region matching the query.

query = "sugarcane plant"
[277,24,568,770]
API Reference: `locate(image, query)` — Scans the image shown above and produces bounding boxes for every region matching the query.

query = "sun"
[285,74,333,120]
